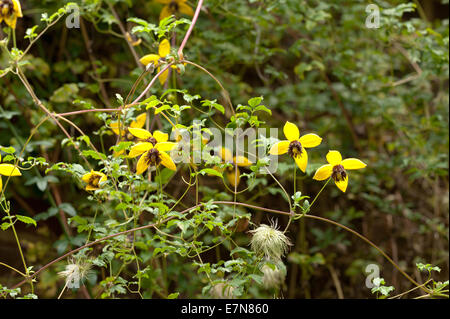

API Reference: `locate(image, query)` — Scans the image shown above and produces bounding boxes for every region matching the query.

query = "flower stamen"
[287,140,303,158]
[331,164,347,182]
[145,148,162,167]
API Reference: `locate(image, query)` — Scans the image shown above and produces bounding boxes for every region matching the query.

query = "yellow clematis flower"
[0,153,21,194]
[128,128,177,174]
[269,121,322,173]
[215,147,252,188]
[155,0,194,21]
[81,170,107,191]
[0,0,22,29]
[140,39,174,85]
[129,141,177,174]
[313,150,367,193]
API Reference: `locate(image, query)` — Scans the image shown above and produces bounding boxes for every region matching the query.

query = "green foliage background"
[0,0,448,298]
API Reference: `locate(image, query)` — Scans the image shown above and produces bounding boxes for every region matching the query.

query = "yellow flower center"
[288,140,303,158]
[145,148,161,167]
[331,164,347,182]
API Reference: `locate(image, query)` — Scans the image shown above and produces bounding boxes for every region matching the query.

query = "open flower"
[128,130,177,174]
[81,170,107,191]
[140,39,173,85]
[0,0,22,29]
[0,154,21,194]
[313,150,367,193]
[156,0,194,21]
[215,147,252,188]
[269,121,322,173]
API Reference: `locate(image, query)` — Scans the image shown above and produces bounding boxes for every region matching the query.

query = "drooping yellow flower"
[129,142,177,174]
[156,0,194,21]
[269,121,322,173]
[313,150,367,193]
[215,147,252,188]
[0,0,22,29]
[140,39,173,85]
[81,170,107,191]
[0,154,21,194]
[128,128,177,174]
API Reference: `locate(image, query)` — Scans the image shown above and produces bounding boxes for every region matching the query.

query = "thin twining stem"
[178,0,204,59]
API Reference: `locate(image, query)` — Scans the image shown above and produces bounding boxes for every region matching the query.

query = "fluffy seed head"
[249,220,292,260]
[209,282,235,299]
[58,258,92,288]
[261,262,287,289]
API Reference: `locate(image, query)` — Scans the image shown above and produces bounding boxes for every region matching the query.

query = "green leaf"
[167,292,179,299]
[15,215,37,227]
[248,96,263,107]
[199,168,223,178]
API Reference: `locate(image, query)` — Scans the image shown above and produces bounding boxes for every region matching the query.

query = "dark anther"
[146,148,161,166]
[331,164,347,182]
[147,137,157,146]
[288,140,303,158]
[169,1,179,12]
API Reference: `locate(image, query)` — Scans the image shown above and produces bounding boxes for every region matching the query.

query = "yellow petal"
[4,15,18,29]
[153,130,168,143]
[234,156,252,167]
[159,151,176,171]
[128,127,152,140]
[136,153,150,175]
[140,54,160,66]
[0,164,21,176]
[130,113,147,129]
[12,0,23,17]
[158,67,170,85]
[114,149,125,157]
[81,171,93,183]
[155,0,171,4]
[293,150,308,173]
[341,158,367,170]
[283,121,300,142]
[129,142,153,158]
[159,5,173,20]
[268,140,290,155]
[0,177,2,193]
[299,133,322,148]
[85,184,99,191]
[179,2,194,16]
[110,121,123,136]
[313,164,332,181]
[226,167,240,188]
[159,39,171,57]
[156,142,177,152]
[334,175,349,193]
[220,147,233,162]
[326,150,342,166]
[99,173,107,183]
